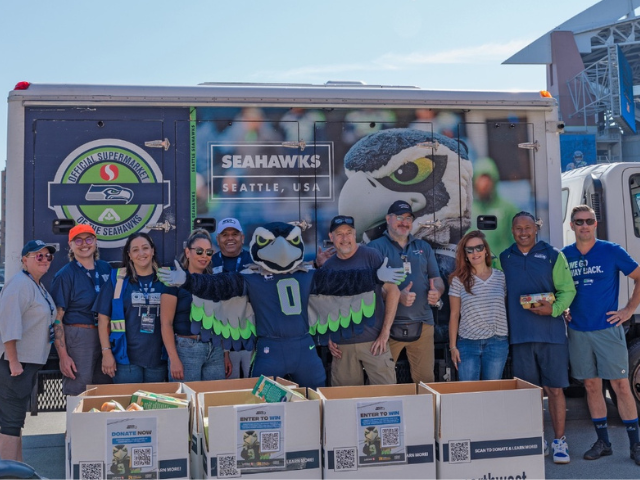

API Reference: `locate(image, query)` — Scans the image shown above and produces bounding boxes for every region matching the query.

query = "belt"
[65,323,97,329]
[175,334,200,340]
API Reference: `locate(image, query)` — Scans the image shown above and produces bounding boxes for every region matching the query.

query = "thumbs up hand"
[399,281,416,307]
[428,278,442,306]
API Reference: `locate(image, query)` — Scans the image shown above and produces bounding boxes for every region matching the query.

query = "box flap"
[317,383,417,400]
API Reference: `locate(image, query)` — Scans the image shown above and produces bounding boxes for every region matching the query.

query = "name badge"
[140,313,156,334]
[403,262,412,274]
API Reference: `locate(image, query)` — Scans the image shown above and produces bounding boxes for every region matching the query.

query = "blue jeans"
[113,363,167,384]
[169,336,225,382]
[457,335,509,381]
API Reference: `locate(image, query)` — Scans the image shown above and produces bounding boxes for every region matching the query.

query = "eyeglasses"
[573,218,596,226]
[72,236,96,246]
[189,247,214,256]
[332,216,354,225]
[27,253,53,262]
[393,215,414,223]
[464,244,486,254]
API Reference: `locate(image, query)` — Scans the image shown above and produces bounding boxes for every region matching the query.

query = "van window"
[629,174,640,237]
[561,188,569,222]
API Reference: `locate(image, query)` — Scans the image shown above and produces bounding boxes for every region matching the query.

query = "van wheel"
[628,339,640,414]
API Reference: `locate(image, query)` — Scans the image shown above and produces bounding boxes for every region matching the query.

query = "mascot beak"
[256,236,302,268]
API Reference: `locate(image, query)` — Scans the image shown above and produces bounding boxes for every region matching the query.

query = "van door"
[622,167,640,307]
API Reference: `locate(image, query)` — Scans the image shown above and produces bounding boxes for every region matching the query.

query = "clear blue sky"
[0,0,600,172]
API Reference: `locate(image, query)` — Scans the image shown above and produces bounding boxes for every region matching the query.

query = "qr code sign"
[217,454,240,478]
[79,461,104,480]
[448,439,471,464]
[260,431,280,453]
[334,447,357,471]
[380,426,400,447]
[131,446,153,468]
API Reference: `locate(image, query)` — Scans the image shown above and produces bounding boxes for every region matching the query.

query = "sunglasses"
[189,247,214,257]
[573,218,596,226]
[464,244,486,254]
[27,253,54,262]
[72,236,96,246]
[393,215,414,222]
[332,216,354,225]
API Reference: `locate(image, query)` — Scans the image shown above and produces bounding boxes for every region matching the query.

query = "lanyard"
[139,278,154,302]
[218,252,243,272]
[23,271,55,318]
[76,261,101,293]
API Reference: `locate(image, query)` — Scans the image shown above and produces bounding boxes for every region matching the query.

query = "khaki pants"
[389,324,434,383]
[330,341,396,386]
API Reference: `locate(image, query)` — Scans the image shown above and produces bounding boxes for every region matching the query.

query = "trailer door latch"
[145,138,171,151]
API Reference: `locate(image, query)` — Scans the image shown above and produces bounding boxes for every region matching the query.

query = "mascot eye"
[289,236,301,246]
[256,236,270,247]
[390,157,434,185]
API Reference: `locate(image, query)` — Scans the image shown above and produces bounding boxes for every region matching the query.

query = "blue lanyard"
[23,271,55,318]
[218,252,242,272]
[75,261,101,293]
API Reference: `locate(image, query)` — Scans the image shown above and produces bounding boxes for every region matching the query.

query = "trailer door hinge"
[146,220,175,232]
[518,141,540,152]
[145,138,171,151]
[282,140,306,151]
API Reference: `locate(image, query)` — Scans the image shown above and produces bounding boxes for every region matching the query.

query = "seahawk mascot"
[158,222,405,389]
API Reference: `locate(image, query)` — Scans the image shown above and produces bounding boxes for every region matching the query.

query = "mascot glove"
[158,260,187,287]
[377,257,407,285]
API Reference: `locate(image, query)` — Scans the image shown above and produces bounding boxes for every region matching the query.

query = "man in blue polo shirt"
[563,205,640,465]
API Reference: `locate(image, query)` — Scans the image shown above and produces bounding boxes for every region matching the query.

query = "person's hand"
[328,340,342,359]
[170,357,184,381]
[427,278,441,306]
[450,347,461,370]
[530,299,553,316]
[563,309,572,322]
[607,307,633,327]
[399,281,416,307]
[158,260,187,287]
[224,351,233,378]
[59,353,77,380]
[377,258,406,284]
[9,359,23,376]
[101,350,117,378]
[315,246,336,268]
[370,330,390,356]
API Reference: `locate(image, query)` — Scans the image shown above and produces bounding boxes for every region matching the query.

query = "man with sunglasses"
[562,205,640,465]
[499,211,575,464]
[212,218,253,378]
[319,215,400,386]
[368,200,444,384]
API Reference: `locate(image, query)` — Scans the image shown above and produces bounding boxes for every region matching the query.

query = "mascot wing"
[308,291,376,343]
[190,295,256,351]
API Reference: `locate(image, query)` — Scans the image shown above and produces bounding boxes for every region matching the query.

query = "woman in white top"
[448,230,508,381]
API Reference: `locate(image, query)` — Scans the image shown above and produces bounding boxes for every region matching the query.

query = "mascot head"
[243,430,258,446]
[364,427,379,442]
[250,222,304,273]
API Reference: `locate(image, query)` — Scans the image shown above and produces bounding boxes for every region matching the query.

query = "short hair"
[570,204,595,221]
[511,211,543,228]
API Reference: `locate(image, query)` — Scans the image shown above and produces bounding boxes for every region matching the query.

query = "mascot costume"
[158,222,405,389]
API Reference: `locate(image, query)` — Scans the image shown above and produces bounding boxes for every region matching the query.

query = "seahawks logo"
[85,184,134,204]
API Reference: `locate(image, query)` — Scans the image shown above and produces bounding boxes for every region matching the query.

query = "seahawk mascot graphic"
[158,222,405,389]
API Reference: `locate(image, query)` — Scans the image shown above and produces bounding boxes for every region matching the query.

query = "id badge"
[140,313,156,334]
[48,324,55,344]
[403,261,412,274]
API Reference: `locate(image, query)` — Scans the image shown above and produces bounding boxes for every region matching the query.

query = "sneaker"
[584,438,613,460]
[631,442,640,465]
[544,440,549,456]
[552,436,570,464]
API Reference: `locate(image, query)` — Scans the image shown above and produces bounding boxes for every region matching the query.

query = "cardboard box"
[198,388,321,478]
[181,377,296,479]
[65,382,183,479]
[68,394,190,479]
[318,384,435,479]
[422,379,544,479]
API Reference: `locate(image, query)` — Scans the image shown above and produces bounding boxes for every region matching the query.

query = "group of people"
[1,200,640,468]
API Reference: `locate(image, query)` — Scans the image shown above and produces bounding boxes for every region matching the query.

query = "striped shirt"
[449,269,508,340]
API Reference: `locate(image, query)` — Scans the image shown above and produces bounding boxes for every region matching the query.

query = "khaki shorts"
[331,341,396,386]
[389,324,434,383]
[568,325,629,380]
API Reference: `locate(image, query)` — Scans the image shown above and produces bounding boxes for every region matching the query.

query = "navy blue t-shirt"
[93,273,168,367]
[212,250,253,274]
[51,260,112,326]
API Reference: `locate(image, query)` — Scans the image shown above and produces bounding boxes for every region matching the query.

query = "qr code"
[79,461,104,480]
[449,440,471,464]
[132,446,153,468]
[260,431,280,453]
[217,454,240,478]
[334,447,357,471]
[381,426,400,447]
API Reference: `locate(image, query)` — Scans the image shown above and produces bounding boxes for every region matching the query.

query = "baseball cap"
[216,217,243,236]
[387,200,415,218]
[69,224,96,242]
[329,215,355,233]
[22,240,56,257]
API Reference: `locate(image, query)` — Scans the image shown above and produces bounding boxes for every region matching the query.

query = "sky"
[0,0,603,173]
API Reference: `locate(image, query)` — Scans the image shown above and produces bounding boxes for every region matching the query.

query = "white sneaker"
[552,436,570,464]
[544,440,549,456]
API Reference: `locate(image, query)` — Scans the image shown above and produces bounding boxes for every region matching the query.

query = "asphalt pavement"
[20,393,640,479]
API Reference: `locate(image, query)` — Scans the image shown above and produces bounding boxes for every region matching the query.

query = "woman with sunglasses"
[95,233,168,383]
[0,240,56,460]
[160,229,231,381]
[50,225,112,396]
[448,230,509,381]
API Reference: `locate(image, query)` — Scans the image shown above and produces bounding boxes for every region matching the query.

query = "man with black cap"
[319,215,400,386]
[369,200,444,383]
